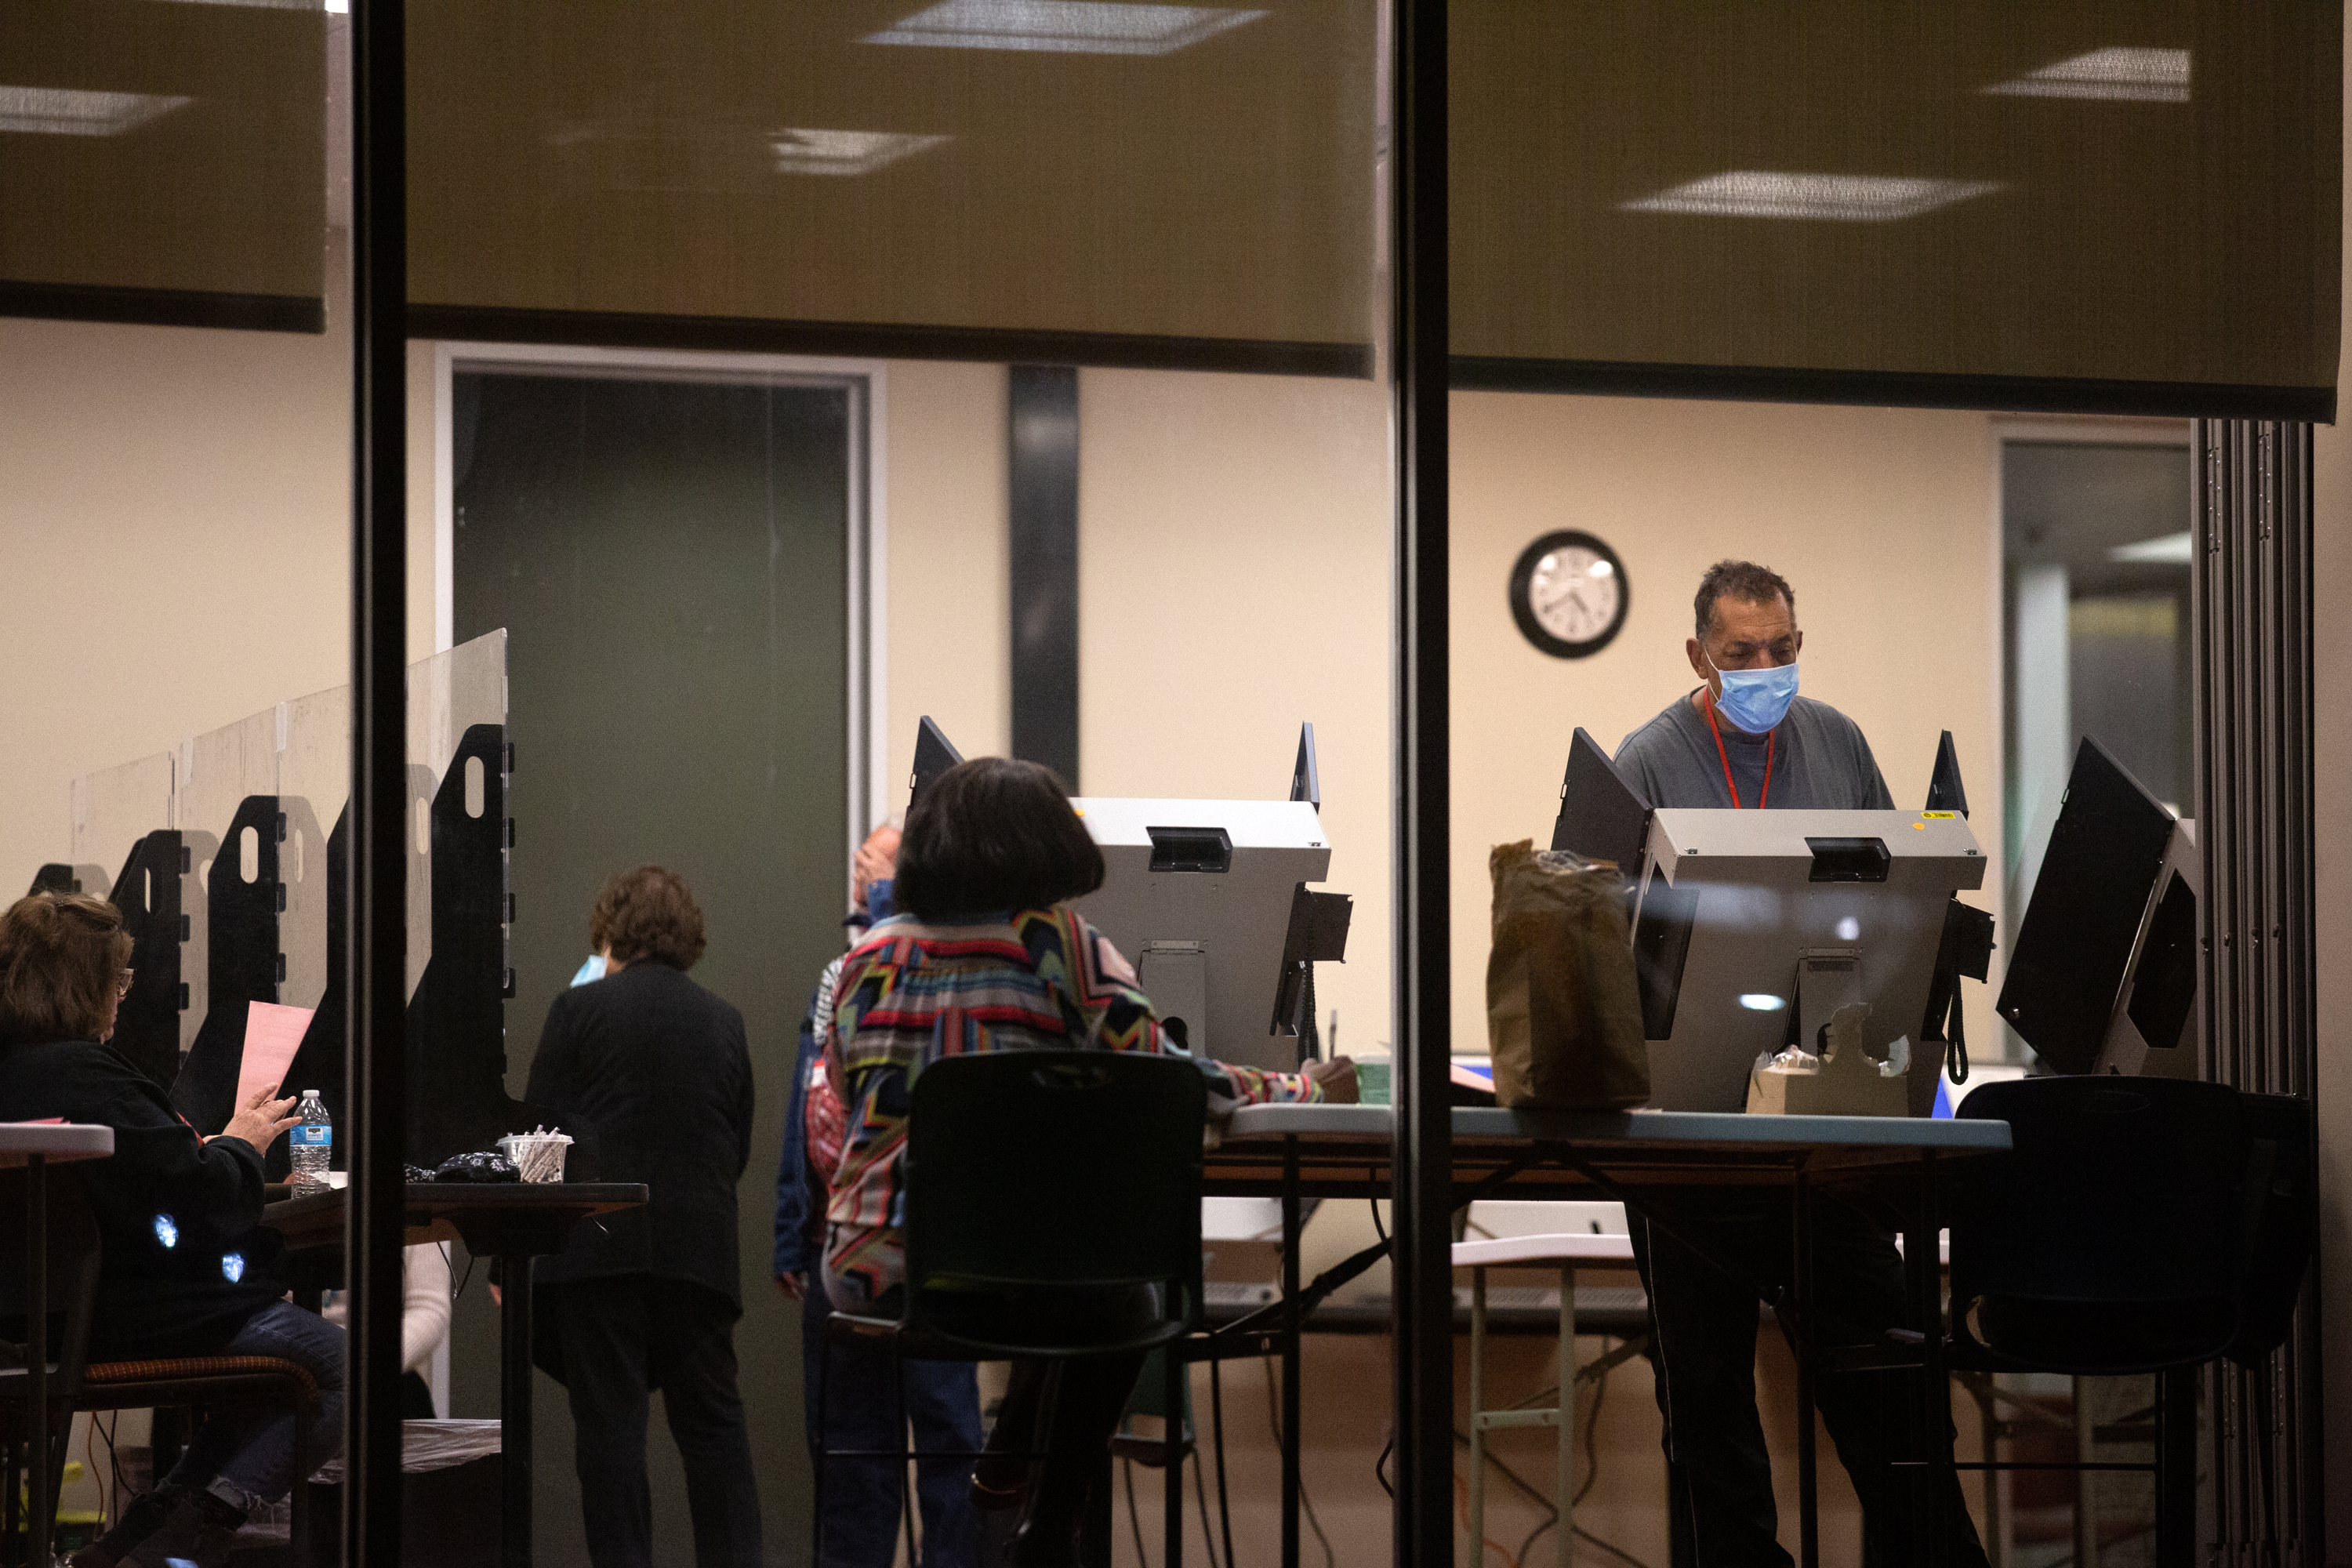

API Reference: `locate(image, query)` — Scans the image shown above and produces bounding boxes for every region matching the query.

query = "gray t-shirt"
[1615,690,1894,811]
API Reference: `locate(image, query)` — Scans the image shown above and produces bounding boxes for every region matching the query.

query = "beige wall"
[1076,368,1396,1050]
[1449,391,2006,1060]
[0,312,439,892]
[881,360,1014,800]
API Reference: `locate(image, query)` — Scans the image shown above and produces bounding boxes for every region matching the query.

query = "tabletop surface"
[266,1180,648,1212]
[1225,1103,2011,1152]
[1452,1232,1637,1266]
[263,1181,649,1254]
[0,1122,115,1164]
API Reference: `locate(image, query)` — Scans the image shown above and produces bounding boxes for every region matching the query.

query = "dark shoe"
[68,1487,180,1568]
[1002,1458,1088,1568]
[125,1486,249,1568]
[1004,1518,1083,1568]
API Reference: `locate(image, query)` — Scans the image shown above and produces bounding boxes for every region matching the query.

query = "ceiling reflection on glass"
[1454,0,2338,402]
[0,0,325,306]
[409,0,1374,353]
[863,0,1269,56]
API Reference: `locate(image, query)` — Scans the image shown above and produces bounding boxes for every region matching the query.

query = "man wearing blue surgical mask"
[1612,561,1987,1568]
[1616,558,1893,813]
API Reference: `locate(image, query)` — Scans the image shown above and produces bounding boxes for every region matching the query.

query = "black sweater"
[0,1037,289,1358]
[526,963,753,1307]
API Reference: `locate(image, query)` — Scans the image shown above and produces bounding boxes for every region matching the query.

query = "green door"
[454,368,853,1565]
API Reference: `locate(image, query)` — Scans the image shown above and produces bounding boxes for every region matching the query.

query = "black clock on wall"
[1509,529,1629,658]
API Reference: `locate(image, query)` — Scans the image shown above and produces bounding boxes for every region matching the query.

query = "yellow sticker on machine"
[1921,811,1958,818]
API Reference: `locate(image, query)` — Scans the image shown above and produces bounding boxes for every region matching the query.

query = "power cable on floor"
[1258,1352,1337,1568]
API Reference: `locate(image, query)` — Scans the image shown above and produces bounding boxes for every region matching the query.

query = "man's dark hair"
[590,865,707,970]
[0,891,133,1044]
[894,757,1105,922]
[1693,560,1797,640]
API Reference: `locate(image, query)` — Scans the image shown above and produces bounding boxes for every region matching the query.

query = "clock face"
[1510,530,1630,658]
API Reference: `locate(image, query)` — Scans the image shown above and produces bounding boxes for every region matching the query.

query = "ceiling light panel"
[2108,532,2194,564]
[0,86,193,136]
[772,129,949,176]
[1984,47,2191,103]
[866,0,1267,56]
[1621,172,2002,223]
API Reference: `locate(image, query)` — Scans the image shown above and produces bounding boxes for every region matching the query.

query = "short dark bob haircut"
[894,757,1105,922]
[590,865,707,970]
[0,891,133,1044]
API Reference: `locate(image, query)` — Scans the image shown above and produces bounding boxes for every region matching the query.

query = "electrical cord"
[1209,1358,1237,1568]
[1258,1352,1336,1568]
[1455,1369,1654,1568]
[1192,1447,1221,1568]
[451,1247,479,1302]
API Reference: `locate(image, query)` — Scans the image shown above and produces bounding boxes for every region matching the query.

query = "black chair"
[812,1050,1206,1564]
[1950,1076,2268,1568]
[0,1167,321,1566]
[1952,1076,2248,1374]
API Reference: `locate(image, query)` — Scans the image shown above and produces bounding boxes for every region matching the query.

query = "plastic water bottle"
[289,1091,332,1184]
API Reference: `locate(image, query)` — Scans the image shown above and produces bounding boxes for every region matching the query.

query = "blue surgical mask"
[865,877,895,923]
[1708,655,1800,734]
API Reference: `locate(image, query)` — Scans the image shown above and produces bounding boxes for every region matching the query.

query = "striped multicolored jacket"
[819,905,1323,1304]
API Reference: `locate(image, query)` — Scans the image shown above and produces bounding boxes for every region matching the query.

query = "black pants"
[1630,1192,1988,1568]
[550,1275,764,1568]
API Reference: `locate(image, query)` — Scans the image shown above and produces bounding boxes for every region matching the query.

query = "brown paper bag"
[1485,840,1650,1110]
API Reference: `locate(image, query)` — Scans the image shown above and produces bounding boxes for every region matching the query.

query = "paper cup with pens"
[496,1128,574,1184]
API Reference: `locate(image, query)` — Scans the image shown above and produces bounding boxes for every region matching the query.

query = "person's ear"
[1686,637,1711,685]
[1791,629,1804,662]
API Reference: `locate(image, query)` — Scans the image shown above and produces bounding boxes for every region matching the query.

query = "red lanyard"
[1702,689,1773,809]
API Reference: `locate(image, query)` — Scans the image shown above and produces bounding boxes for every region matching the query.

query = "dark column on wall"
[1009,365,1081,789]
[2192,419,2323,1565]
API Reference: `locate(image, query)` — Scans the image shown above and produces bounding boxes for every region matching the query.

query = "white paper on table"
[237,1000,317,1108]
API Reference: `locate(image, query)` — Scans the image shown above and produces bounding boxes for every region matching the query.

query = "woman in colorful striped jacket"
[818,756,1355,1568]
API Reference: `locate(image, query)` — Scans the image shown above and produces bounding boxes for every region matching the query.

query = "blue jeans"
[165,1301,347,1505]
[803,1279,983,1568]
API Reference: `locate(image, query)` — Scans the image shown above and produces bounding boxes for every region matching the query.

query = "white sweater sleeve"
[401,1243,454,1376]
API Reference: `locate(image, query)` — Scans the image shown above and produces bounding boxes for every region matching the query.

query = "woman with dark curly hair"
[0,891,336,1568]
[526,865,761,1568]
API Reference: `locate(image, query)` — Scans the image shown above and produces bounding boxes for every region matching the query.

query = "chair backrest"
[1951,1076,2245,1374]
[2226,1091,2318,1367]
[0,1166,103,1401]
[903,1051,1204,1356]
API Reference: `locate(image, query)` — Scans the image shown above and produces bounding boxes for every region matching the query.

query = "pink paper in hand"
[237,1001,316,1109]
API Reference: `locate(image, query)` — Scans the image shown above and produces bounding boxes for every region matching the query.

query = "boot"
[1002,1457,1089,1568]
[67,1486,181,1568]
[125,1485,249,1568]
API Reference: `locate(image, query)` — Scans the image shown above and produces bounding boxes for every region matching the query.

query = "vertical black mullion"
[347,0,407,1562]
[1388,0,1451,1564]
[1008,365,1081,789]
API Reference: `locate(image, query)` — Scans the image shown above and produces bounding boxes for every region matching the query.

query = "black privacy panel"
[1996,739,2174,1073]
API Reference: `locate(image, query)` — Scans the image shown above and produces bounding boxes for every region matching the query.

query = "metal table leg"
[1917,1151,1951,1568]
[1281,1136,1301,1568]
[2153,1367,2194,1568]
[1794,1171,1817,1568]
[1468,1268,1485,1566]
[28,1155,48,1568]
[1558,1263,1575,1568]
[501,1254,532,1568]
[1165,1349,1184,1568]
